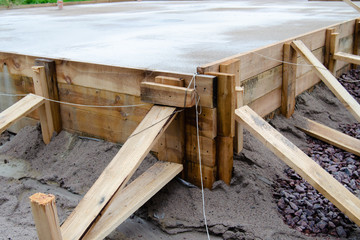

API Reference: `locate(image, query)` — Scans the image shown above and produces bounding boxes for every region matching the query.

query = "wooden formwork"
[1,17,360,240]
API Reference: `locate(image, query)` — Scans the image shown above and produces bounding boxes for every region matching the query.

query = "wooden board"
[295,117,360,156]
[61,106,177,240]
[82,161,183,240]
[29,193,62,240]
[0,94,44,134]
[281,43,297,118]
[185,134,217,167]
[217,136,233,184]
[185,107,217,139]
[235,105,360,226]
[248,88,281,117]
[206,72,235,137]
[183,161,217,189]
[155,76,184,87]
[292,40,360,122]
[334,52,360,65]
[141,82,195,108]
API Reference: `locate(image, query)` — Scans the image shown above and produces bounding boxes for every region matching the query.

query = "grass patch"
[0,0,89,7]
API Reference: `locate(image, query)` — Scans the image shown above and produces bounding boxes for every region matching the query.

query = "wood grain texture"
[185,107,217,139]
[61,106,177,240]
[185,133,216,167]
[217,136,233,184]
[281,43,297,118]
[83,161,183,240]
[334,51,360,65]
[0,94,44,134]
[292,40,360,122]
[296,117,360,157]
[236,105,360,226]
[234,87,244,154]
[141,82,195,108]
[183,161,217,189]
[29,193,62,240]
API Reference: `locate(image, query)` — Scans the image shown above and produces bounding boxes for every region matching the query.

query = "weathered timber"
[235,105,360,226]
[281,42,297,118]
[234,86,244,153]
[155,76,185,87]
[83,162,183,240]
[296,117,360,157]
[185,107,217,139]
[61,106,177,240]
[184,161,217,189]
[292,40,360,122]
[29,193,62,240]
[140,82,195,108]
[334,51,360,65]
[0,94,44,134]
[217,136,233,184]
[185,133,217,167]
[35,59,62,133]
[329,33,339,74]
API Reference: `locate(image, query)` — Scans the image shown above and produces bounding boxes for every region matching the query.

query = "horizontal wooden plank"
[0,94,44,134]
[155,76,184,87]
[334,52,360,65]
[61,106,177,240]
[292,40,360,121]
[242,65,282,105]
[83,161,183,240]
[248,88,281,117]
[295,70,321,96]
[296,117,360,156]
[236,105,360,226]
[141,82,195,108]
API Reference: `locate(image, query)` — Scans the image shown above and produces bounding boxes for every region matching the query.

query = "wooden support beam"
[0,94,44,135]
[328,32,339,75]
[185,107,217,139]
[325,28,336,68]
[29,193,62,240]
[35,59,62,134]
[185,133,217,167]
[184,161,217,189]
[206,72,235,137]
[234,87,244,153]
[32,66,55,144]
[295,117,360,157]
[83,161,183,240]
[155,76,185,87]
[219,58,240,87]
[61,106,177,240]
[281,42,297,118]
[353,18,360,69]
[140,82,195,108]
[235,105,360,226]
[343,0,360,12]
[334,52,360,65]
[292,40,360,122]
[217,136,233,184]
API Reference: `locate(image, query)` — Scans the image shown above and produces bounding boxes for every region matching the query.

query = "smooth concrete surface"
[0,0,359,73]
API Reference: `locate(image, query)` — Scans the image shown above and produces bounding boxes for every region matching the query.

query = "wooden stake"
[295,117,360,157]
[281,42,297,118]
[217,136,233,184]
[236,105,360,226]
[328,32,339,75]
[32,66,54,144]
[61,106,177,240]
[83,162,183,240]
[35,59,62,134]
[0,94,45,135]
[292,40,360,122]
[325,28,336,68]
[234,87,244,153]
[206,72,235,137]
[29,193,62,240]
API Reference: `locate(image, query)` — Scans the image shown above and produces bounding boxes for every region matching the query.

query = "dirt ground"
[1,82,360,240]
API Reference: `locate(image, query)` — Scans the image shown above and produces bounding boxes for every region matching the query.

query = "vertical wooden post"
[234,87,244,153]
[325,28,335,68]
[32,66,54,144]
[206,72,235,184]
[329,32,339,75]
[29,193,62,240]
[35,59,62,134]
[281,42,297,118]
[353,18,360,69]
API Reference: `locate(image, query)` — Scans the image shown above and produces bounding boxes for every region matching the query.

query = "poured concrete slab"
[0,0,359,73]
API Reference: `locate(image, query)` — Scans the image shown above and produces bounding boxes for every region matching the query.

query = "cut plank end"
[29,193,55,205]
